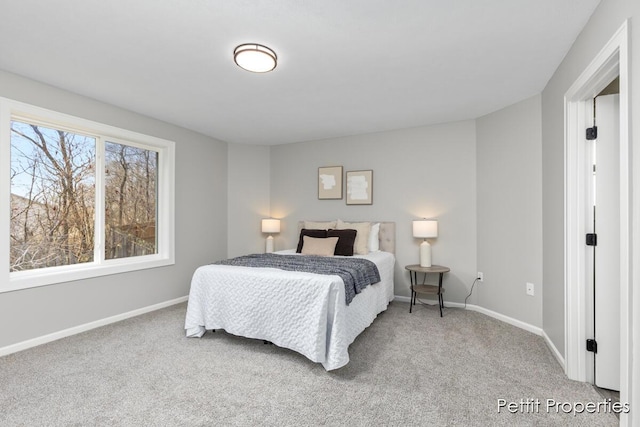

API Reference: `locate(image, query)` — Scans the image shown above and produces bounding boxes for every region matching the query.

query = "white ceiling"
[0,0,600,145]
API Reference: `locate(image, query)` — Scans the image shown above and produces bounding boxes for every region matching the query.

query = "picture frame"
[346,170,373,205]
[318,166,343,199]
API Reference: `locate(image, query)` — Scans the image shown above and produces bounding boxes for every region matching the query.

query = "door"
[592,93,620,391]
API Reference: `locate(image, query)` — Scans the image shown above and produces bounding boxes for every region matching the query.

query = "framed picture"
[346,170,373,205]
[318,166,343,199]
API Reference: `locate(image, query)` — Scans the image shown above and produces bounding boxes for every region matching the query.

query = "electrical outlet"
[477,272,483,282]
[526,282,535,296]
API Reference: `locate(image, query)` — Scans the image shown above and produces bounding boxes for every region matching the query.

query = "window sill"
[3,255,175,293]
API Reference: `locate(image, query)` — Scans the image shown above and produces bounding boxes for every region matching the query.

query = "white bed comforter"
[185,250,395,370]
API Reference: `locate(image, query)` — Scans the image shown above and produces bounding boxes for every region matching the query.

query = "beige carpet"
[0,302,619,426]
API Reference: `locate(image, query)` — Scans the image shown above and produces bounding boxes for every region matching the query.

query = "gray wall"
[476,95,543,327]
[541,0,640,358]
[6,0,638,373]
[265,103,547,330]
[269,121,478,303]
[227,143,271,258]
[0,70,228,348]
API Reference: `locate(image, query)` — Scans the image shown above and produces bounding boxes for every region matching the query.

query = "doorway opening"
[586,82,620,397]
[563,19,629,423]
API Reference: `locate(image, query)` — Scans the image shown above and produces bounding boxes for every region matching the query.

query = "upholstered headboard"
[297,221,396,254]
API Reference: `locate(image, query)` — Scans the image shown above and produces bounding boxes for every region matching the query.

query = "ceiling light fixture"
[233,43,277,73]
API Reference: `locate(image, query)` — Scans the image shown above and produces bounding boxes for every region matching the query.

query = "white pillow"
[336,219,370,255]
[301,236,339,256]
[304,220,336,230]
[368,222,380,252]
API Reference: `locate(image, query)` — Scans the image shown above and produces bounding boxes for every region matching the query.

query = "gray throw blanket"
[214,253,381,305]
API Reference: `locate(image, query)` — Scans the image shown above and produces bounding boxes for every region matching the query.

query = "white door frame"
[564,19,629,420]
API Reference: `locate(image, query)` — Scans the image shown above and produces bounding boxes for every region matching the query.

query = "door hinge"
[586,126,598,140]
[586,339,598,353]
[586,233,597,246]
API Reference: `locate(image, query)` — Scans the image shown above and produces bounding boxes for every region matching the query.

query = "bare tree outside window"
[104,142,158,259]
[10,121,96,271]
[10,122,159,272]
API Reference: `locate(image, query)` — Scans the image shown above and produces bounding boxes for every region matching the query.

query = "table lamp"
[413,219,438,267]
[261,218,281,253]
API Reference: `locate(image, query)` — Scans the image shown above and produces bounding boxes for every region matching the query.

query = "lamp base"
[265,235,274,253]
[419,240,432,267]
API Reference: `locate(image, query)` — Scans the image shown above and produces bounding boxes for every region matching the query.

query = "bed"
[184,221,395,370]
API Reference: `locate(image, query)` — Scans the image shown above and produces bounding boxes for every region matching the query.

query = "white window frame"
[0,98,175,293]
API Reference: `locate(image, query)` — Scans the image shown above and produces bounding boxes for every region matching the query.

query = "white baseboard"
[459,303,543,336]
[394,294,542,335]
[542,330,565,370]
[393,295,568,369]
[0,296,188,358]
[5,295,566,372]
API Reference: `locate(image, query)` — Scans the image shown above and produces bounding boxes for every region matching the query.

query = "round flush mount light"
[233,43,277,73]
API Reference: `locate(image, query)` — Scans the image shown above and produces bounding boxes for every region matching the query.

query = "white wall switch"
[526,282,535,296]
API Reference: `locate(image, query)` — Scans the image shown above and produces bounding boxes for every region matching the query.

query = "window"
[10,121,98,270]
[1,99,175,292]
[104,141,158,260]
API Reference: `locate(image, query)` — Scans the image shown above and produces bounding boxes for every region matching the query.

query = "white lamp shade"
[261,218,281,234]
[413,219,438,238]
